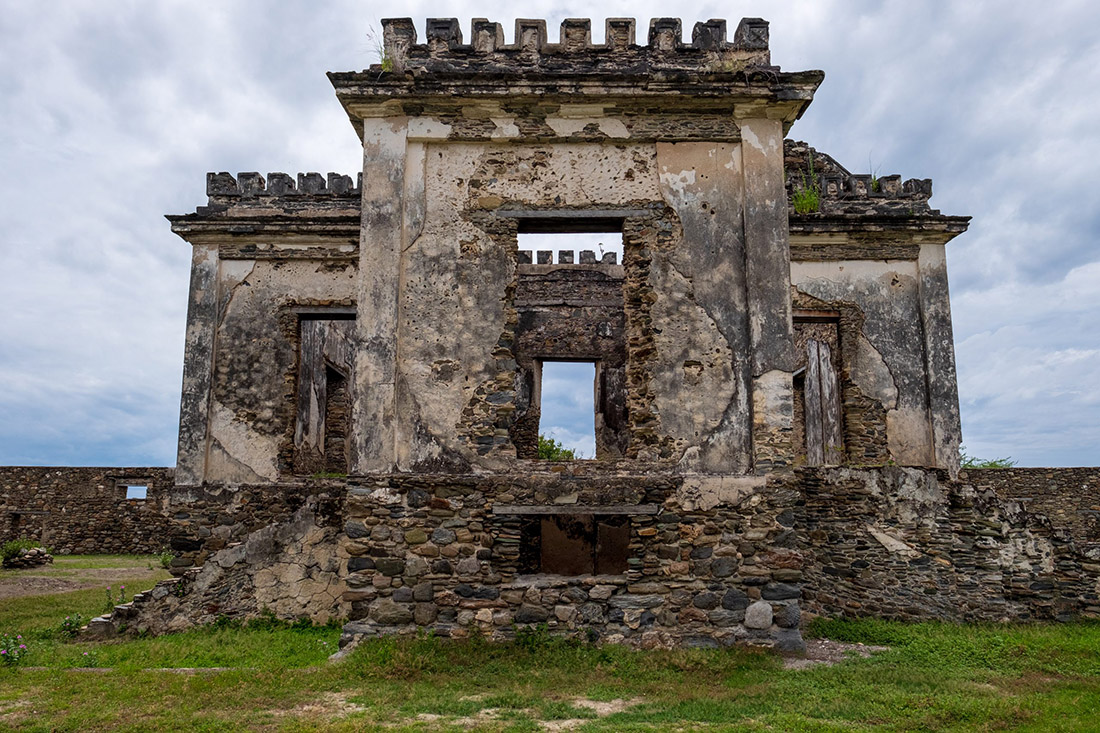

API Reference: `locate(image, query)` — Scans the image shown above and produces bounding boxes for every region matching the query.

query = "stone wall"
[90,493,348,637]
[0,466,174,554]
[797,467,1099,623]
[337,470,805,651]
[164,479,350,573]
[966,467,1100,552]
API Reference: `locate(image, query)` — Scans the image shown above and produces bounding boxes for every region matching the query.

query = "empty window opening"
[518,514,630,575]
[123,485,147,500]
[517,232,623,265]
[538,361,596,460]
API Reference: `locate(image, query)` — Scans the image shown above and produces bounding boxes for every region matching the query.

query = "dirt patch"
[0,565,166,600]
[286,691,366,719]
[416,697,643,731]
[783,638,889,670]
[0,575,88,600]
[543,698,643,731]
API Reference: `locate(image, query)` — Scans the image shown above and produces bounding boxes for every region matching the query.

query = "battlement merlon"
[165,171,362,246]
[328,17,825,139]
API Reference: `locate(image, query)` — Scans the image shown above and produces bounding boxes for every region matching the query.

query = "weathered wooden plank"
[805,340,824,465]
[323,319,355,374]
[818,341,844,465]
[295,320,327,459]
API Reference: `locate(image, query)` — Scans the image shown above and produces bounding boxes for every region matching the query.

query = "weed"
[60,613,85,638]
[792,151,820,214]
[157,548,173,569]
[367,23,398,73]
[103,584,127,613]
[0,632,28,666]
[514,623,554,652]
[77,650,100,667]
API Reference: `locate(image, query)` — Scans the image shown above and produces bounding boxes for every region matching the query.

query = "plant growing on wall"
[792,151,820,214]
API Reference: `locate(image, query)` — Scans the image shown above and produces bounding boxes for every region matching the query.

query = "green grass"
[1,556,1099,730]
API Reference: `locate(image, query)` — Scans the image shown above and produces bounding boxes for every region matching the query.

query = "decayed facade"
[71,17,1099,649]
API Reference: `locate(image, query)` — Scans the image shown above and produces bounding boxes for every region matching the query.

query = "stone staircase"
[84,570,197,638]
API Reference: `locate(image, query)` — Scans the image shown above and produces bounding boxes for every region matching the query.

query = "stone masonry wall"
[338,470,804,651]
[89,465,1100,646]
[797,467,1099,623]
[0,467,174,554]
[966,467,1100,552]
[164,479,350,574]
[91,494,348,637]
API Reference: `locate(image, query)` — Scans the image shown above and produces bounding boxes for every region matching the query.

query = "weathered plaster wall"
[791,259,935,467]
[655,142,751,473]
[205,258,357,483]
[388,140,768,472]
[0,467,174,554]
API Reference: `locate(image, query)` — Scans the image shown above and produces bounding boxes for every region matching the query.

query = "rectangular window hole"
[519,514,630,575]
[517,231,624,265]
[123,485,148,500]
[538,361,596,460]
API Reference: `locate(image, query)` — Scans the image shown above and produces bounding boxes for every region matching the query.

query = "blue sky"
[1,1,1097,467]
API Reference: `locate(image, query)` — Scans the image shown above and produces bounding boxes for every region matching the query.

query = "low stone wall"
[338,470,805,651]
[0,466,174,554]
[966,467,1100,551]
[797,467,1099,623]
[164,479,350,573]
[34,463,1100,649]
[89,493,348,637]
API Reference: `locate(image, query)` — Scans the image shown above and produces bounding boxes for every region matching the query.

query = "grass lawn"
[1,557,1098,731]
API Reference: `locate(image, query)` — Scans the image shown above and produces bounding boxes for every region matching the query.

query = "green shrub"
[538,435,577,461]
[960,445,1017,469]
[1,537,38,562]
[157,549,173,569]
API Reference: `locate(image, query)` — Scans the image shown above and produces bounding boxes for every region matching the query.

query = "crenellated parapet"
[167,171,363,248]
[785,140,941,217]
[380,17,772,70]
[205,172,361,202]
[330,17,823,133]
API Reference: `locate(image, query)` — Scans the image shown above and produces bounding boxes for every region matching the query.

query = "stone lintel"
[491,504,660,515]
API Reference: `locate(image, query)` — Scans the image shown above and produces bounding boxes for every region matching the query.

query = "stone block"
[744,600,773,629]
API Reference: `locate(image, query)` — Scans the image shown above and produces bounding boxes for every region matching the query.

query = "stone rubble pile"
[2,546,54,569]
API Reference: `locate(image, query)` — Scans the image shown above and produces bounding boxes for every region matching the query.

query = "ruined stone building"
[4,17,1097,650]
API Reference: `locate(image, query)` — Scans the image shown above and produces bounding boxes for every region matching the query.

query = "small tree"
[538,435,577,461]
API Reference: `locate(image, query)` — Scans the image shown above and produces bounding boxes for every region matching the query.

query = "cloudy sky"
[1,1,1097,467]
